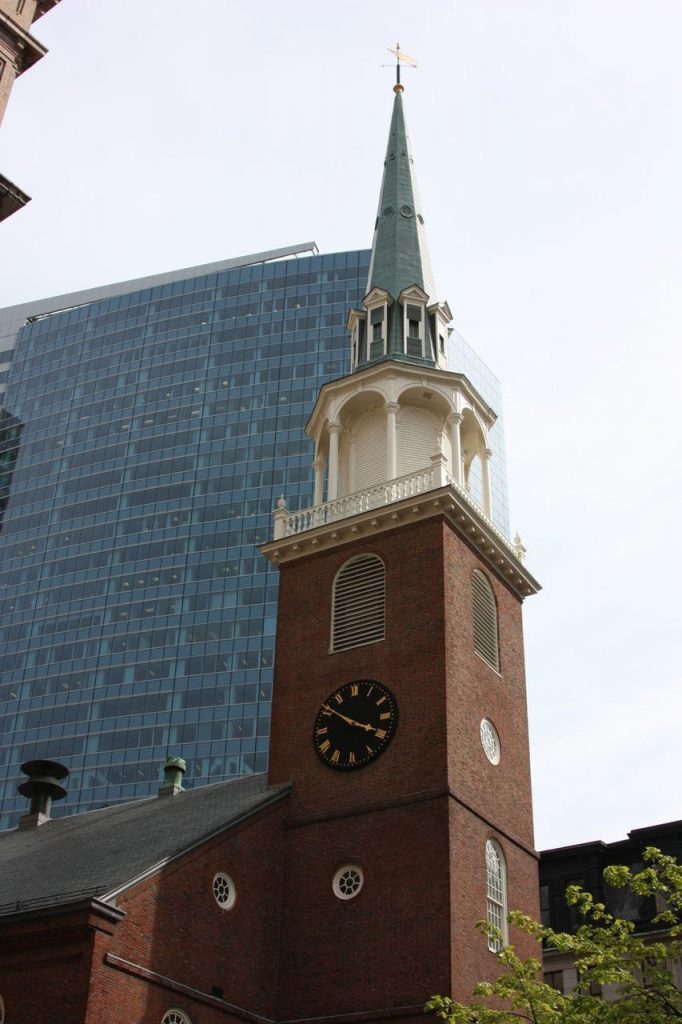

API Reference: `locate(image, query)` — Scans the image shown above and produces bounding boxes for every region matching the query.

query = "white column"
[384,402,399,481]
[327,422,342,500]
[430,449,448,488]
[447,412,463,486]
[313,454,326,506]
[481,446,493,519]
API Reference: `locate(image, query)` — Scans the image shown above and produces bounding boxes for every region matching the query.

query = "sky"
[1,0,681,852]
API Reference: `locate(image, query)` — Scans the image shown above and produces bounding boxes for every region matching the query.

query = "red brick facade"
[0,515,538,1023]
[269,515,539,1008]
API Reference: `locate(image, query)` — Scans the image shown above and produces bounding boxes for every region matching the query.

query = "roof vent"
[18,759,68,828]
[158,756,186,797]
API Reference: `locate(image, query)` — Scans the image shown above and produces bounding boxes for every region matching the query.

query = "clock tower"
[262,81,540,1021]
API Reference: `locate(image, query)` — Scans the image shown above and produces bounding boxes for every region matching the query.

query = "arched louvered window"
[485,839,507,952]
[331,554,385,653]
[472,570,500,672]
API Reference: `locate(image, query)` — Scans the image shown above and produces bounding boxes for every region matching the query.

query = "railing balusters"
[274,465,515,559]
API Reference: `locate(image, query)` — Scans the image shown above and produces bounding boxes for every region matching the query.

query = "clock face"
[313,680,399,771]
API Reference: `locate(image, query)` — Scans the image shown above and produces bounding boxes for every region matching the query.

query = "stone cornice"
[0,12,47,72]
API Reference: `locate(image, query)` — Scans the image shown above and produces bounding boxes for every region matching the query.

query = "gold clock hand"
[322,705,377,732]
[322,704,357,727]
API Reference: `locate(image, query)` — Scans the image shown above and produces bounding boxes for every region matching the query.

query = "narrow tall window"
[331,554,385,652]
[357,319,367,364]
[472,570,500,671]
[369,307,385,359]
[405,303,423,357]
[485,840,507,952]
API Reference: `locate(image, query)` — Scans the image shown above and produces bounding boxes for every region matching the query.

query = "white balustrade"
[271,466,520,561]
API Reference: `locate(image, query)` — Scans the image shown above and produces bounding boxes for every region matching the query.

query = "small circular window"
[161,1010,191,1024]
[333,865,364,900]
[480,718,501,765]
[212,872,236,910]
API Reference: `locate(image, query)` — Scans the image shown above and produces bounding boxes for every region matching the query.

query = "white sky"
[1,0,681,852]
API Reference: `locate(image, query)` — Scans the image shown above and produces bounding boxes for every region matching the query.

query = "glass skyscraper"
[0,243,509,827]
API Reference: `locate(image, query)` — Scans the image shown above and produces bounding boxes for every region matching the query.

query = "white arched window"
[161,1010,192,1024]
[331,554,385,653]
[472,570,500,672]
[485,840,507,952]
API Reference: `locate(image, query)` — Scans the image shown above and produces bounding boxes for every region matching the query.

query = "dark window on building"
[566,876,584,930]
[544,970,564,992]
[406,304,421,336]
[405,303,422,357]
[370,307,385,359]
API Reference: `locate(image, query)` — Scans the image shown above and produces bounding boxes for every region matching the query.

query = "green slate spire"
[349,83,449,372]
[366,86,437,304]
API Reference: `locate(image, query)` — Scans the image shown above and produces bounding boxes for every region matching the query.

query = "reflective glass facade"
[0,248,510,827]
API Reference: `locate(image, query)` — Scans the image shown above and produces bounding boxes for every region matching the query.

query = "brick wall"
[93,800,288,1023]
[0,907,109,1024]
[268,512,539,1008]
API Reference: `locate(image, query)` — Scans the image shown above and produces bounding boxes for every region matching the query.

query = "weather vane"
[385,43,417,92]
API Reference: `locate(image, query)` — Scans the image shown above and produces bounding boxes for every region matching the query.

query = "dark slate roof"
[0,773,289,917]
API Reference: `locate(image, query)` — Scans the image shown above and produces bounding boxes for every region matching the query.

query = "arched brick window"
[472,569,500,671]
[331,554,385,653]
[485,839,507,952]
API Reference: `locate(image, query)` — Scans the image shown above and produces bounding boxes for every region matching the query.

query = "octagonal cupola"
[306,362,496,512]
[348,84,452,373]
